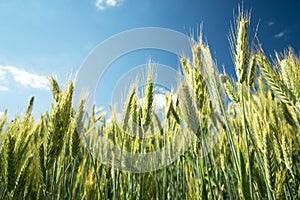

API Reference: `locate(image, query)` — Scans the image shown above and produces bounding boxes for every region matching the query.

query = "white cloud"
[153,93,167,110]
[95,0,123,10]
[138,93,166,111]
[274,31,285,38]
[274,29,290,39]
[137,86,177,111]
[155,86,170,94]
[268,21,275,26]
[0,86,8,91]
[0,68,6,81]
[0,111,4,117]
[95,0,105,10]
[0,65,49,90]
[153,93,177,110]
[106,0,117,7]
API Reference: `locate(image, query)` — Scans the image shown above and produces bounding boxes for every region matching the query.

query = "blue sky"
[0,0,299,118]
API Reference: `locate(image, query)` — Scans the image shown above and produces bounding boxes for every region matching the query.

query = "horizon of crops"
[0,7,300,199]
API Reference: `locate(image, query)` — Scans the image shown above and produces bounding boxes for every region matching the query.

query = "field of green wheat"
[0,9,299,199]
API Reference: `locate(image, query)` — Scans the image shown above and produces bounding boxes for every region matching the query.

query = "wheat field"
[0,9,299,199]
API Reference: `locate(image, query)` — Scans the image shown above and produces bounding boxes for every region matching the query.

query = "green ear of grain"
[280,55,300,101]
[231,10,250,83]
[6,133,16,194]
[12,154,34,198]
[220,74,239,103]
[130,94,138,136]
[122,87,136,131]
[166,94,180,125]
[46,82,73,169]
[70,99,85,159]
[194,68,207,110]
[281,134,294,178]
[142,76,154,127]
[257,54,296,105]
[48,76,61,102]
[263,131,276,194]
[275,170,286,199]
[178,83,200,135]
[39,144,46,186]
[0,109,8,133]
[280,59,293,90]
[247,54,257,86]
[180,57,193,86]
[14,97,35,162]
[0,142,4,182]
[192,44,202,70]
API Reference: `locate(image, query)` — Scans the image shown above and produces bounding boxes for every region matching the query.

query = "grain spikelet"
[275,170,286,199]
[48,76,61,102]
[280,54,300,101]
[256,54,296,105]
[6,133,16,194]
[130,94,138,136]
[71,99,85,159]
[257,75,267,97]
[39,144,46,186]
[263,131,275,193]
[220,74,239,103]
[180,57,193,86]
[247,54,257,86]
[192,44,202,71]
[15,97,34,161]
[46,83,73,169]
[122,87,136,131]
[178,83,200,135]
[230,9,250,83]
[279,103,297,127]
[0,109,8,133]
[12,154,34,197]
[281,134,294,177]
[142,76,154,127]
[166,94,180,124]
[280,59,293,91]
[194,69,207,110]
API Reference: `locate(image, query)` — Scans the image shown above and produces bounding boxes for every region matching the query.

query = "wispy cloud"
[95,0,124,10]
[0,65,49,90]
[274,31,285,38]
[274,29,291,39]
[268,21,275,26]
